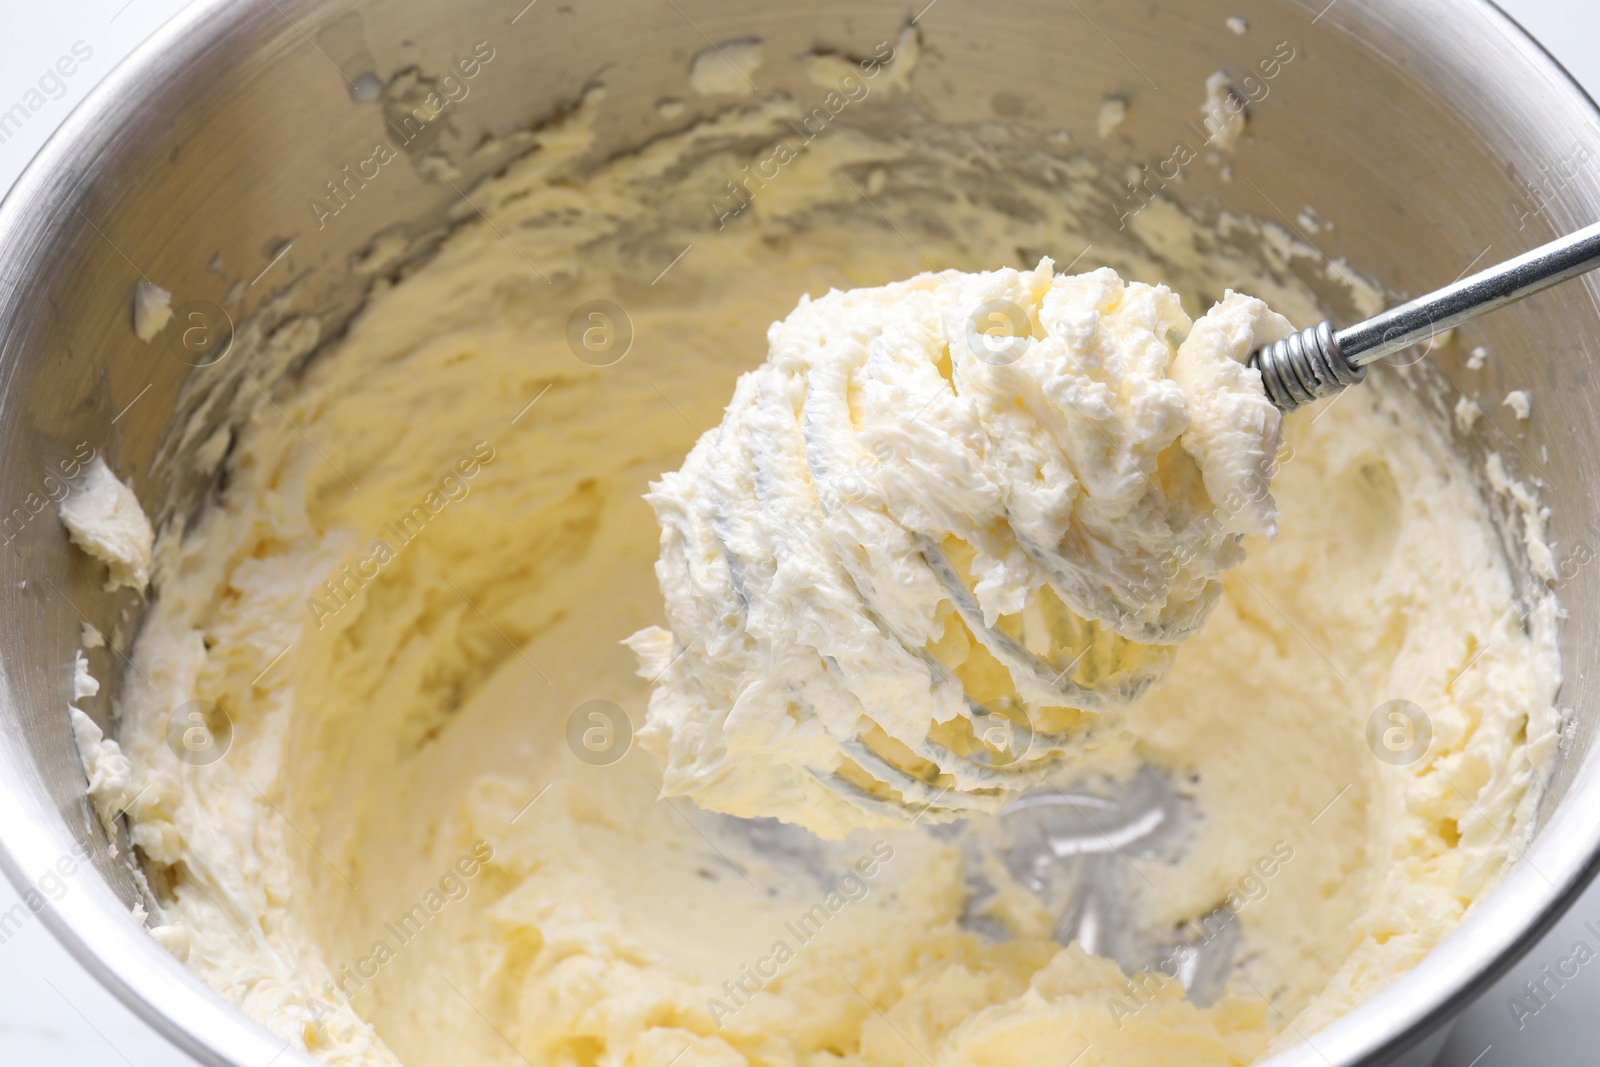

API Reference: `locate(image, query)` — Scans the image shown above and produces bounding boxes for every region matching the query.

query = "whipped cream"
[58,456,155,592]
[629,262,1293,835]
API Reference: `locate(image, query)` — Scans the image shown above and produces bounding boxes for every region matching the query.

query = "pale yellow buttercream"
[81,85,1557,1067]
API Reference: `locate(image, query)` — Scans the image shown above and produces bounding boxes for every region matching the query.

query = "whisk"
[826,222,1600,823]
[1251,221,1600,411]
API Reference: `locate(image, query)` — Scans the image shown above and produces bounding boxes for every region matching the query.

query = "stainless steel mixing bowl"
[2,1,1598,1064]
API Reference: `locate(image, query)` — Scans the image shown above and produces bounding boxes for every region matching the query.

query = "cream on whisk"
[628,260,1295,836]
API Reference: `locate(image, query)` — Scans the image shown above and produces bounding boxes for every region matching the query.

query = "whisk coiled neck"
[1248,321,1365,412]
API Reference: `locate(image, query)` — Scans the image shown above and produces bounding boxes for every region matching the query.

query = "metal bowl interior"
[1,1,1598,1065]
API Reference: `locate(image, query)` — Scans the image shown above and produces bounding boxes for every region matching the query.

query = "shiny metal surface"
[1255,221,1600,409]
[1343,221,1600,363]
[1251,320,1367,411]
[0,2,1598,1066]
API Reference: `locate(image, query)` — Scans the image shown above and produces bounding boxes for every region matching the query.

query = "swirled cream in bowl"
[64,37,1560,1067]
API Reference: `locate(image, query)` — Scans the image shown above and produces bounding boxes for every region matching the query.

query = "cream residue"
[69,654,135,848]
[689,40,762,96]
[132,279,173,342]
[97,93,1556,1067]
[70,705,130,807]
[628,264,1290,835]
[1097,96,1127,137]
[73,649,100,701]
[1202,72,1246,149]
[58,456,155,592]
[804,32,912,94]
[1486,451,1556,581]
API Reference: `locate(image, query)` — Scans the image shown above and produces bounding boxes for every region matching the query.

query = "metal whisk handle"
[1250,220,1600,412]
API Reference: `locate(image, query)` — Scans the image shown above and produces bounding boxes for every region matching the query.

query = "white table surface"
[3,1,1599,1064]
